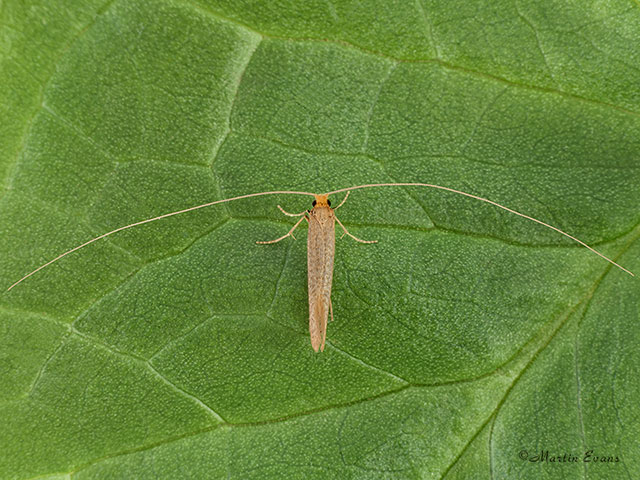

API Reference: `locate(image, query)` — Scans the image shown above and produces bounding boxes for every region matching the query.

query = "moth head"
[312,194,331,208]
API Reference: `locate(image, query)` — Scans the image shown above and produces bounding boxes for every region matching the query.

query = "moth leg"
[277,205,307,217]
[332,191,350,210]
[335,216,378,244]
[329,298,334,322]
[256,215,307,244]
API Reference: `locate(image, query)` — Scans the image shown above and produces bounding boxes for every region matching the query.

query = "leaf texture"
[1,0,639,478]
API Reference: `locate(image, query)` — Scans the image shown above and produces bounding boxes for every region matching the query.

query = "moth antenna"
[7,190,316,291]
[325,183,634,277]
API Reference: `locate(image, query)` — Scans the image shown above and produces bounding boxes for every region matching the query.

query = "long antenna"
[7,182,634,291]
[326,183,634,277]
[7,190,316,291]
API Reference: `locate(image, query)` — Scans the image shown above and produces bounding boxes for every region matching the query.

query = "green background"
[1,0,639,478]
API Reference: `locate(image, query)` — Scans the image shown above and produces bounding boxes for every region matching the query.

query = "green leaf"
[1,0,638,478]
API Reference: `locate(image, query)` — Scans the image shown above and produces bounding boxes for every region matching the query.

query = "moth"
[256,192,375,352]
[7,183,634,352]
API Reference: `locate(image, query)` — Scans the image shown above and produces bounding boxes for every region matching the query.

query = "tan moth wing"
[307,196,335,352]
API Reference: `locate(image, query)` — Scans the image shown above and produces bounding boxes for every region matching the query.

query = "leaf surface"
[1,0,639,478]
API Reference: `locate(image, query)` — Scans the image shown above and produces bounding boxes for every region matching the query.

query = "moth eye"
[312,200,316,207]
[327,200,332,207]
